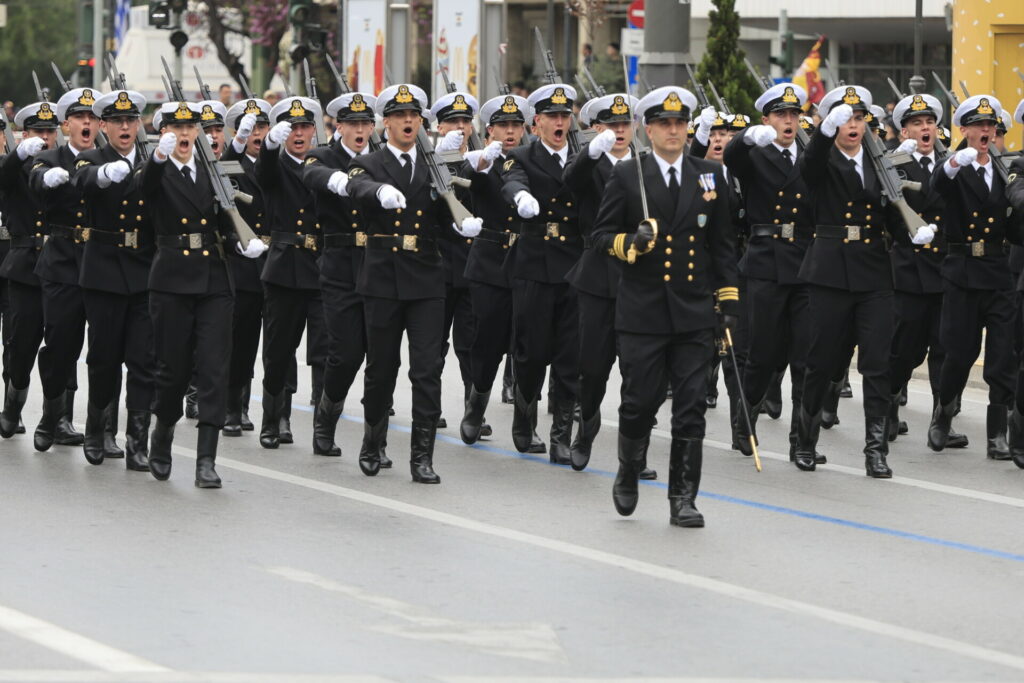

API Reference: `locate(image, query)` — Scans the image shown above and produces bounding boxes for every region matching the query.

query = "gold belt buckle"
[972,242,985,257]
[781,224,795,239]
[355,232,367,247]
[546,223,561,238]
[79,227,91,242]
[124,230,138,249]
[846,225,861,241]
[303,234,317,250]
[402,235,418,251]
[188,233,202,249]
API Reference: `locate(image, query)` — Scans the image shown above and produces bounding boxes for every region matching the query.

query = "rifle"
[160,57,257,245]
[324,54,383,152]
[302,59,328,147]
[933,72,1010,184]
[32,70,66,147]
[574,75,594,102]
[493,66,510,95]
[50,62,108,148]
[437,60,482,151]
[193,66,213,101]
[859,107,929,238]
[582,64,606,98]
[684,63,710,109]
[706,80,731,116]
[0,109,13,155]
[743,57,809,148]
[885,76,946,159]
[533,27,584,154]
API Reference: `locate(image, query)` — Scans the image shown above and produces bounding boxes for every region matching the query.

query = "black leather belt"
[157,232,222,249]
[11,235,45,249]
[750,223,806,239]
[86,228,144,249]
[947,242,1006,257]
[475,228,518,246]
[323,232,367,249]
[272,231,320,251]
[365,235,437,252]
[48,224,89,242]
[815,225,874,241]
[519,222,581,239]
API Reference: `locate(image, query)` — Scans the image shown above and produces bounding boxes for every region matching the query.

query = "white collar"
[119,147,137,165]
[169,154,197,174]
[606,150,632,165]
[972,158,993,171]
[285,150,305,165]
[652,151,683,176]
[772,140,797,158]
[540,140,568,163]
[912,150,936,164]
[340,142,361,159]
[386,142,417,165]
[839,146,864,167]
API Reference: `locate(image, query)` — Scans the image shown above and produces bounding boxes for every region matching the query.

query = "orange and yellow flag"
[792,37,826,109]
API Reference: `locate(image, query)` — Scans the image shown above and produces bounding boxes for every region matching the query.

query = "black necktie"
[667,166,680,203]
[919,156,931,173]
[848,158,862,187]
[181,165,192,183]
[781,148,793,166]
[552,152,562,168]
[399,153,412,187]
[977,166,987,184]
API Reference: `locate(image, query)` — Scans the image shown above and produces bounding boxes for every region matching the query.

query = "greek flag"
[114,0,132,54]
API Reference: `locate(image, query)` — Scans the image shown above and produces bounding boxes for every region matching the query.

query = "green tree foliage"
[694,0,760,118]
[0,0,77,110]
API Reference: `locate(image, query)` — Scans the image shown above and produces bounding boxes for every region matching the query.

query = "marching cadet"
[256,95,325,450]
[346,83,482,483]
[928,94,1018,458]
[220,97,270,436]
[995,109,1011,153]
[1005,98,1024,468]
[886,93,967,447]
[562,92,655,478]
[592,86,738,527]
[197,100,228,158]
[136,100,267,487]
[793,85,936,477]
[27,88,104,453]
[72,89,155,470]
[726,83,817,463]
[0,102,58,439]
[0,117,9,418]
[499,83,583,463]
[458,94,546,451]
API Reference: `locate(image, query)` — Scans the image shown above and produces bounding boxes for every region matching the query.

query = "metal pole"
[173,10,184,85]
[909,0,926,92]
[92,0,104,89]
[639,0,690,88]
[563,3,571,78]
[775,9,787,80]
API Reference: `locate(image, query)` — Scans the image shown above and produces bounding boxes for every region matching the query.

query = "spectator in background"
[588,42,625,93]
[511,81,529,98]
[582,43,594,69]
[219,84,234,107]
[263,89,280,106]
[3,101,14,123]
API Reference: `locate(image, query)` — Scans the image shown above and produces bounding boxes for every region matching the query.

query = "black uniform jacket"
[798,129,898,292]
[723,130,813,284]
[72,145,154,295]
[135,155,235,295]
[499,139,582,284]
[257,145,321,290]
[463,156,516,289]
[563,145,622,298]
[303,143,365,288]
[592,152,738,335]
[931,154,1017,291]
[221,143,267,293]
[889,153,946,294]
[0,152,45,286]
[1006,158,1024,289]
[346,146,454,301]
[28,145,87,285]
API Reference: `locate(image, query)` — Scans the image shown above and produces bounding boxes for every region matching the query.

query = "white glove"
[265,121,292,150]
[99,160,131,186]
[235,113,256,141]
[482,140,503,163]
[894,138,918,155]
[42,167,69,189]
[155,132,177,161]
[745,124,777,147]
[454,216,483,237]
[16,136,45,160]
[954,146,978,168]
[514,190,540,219]
[377,184,406,210]
[205,133,215,148]
[912,223,936,245]
[820,103,854,137]
[436,129,464,153]
[326,170,349,196]
[236,237,269,258]
[332,128,342,143]
[695,106,717,145]
[588,129,617,159]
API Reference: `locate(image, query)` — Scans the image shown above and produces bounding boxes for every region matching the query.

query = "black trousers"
[512,279,579,403]
[0,277,11,385]
[82,289,155,411]
[741,278,809,405]
[890,290,943,396]
[5,280,42,390]
[362,296,444,425]
[228,290,263,390]
[468,282,512,392]
[938,284,1015,407]
[441,282,474,389]
[262,282,321,396]
[38,279,86,400]
[802,285,893,418]
[618,328,713,440]
[321,278,365,403]
[577,291,617,419]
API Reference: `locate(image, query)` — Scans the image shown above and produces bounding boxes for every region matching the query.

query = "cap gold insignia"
[395,85,414,104]
[551,87,568,105]
[732,115,748,128]
[452,94,469,111]
[663,92,683,112]
[289,99,307,117]
[201,104,217,121]
[610,96,629,116]
[977,98,994,115]
[114,92,133,111]
[500,96,519,114]
[78,89,95,107]
[910,94,927,112]
[782,86,798,104]
[37,103,54,120]
[799,117,811,129]
[842,87,861,105]
[865,112,874,122]
[173,102,193,120]
[713,115,725,126]
[243,99,262,115]
[350,94,367,112]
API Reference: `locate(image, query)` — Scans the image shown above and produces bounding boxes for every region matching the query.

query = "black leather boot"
[124,410,151,471]
[1009,405,1024,469]
[379,415,393,468]
[705,362,719,409]
[312,394,343,456]
[278,392,294,444]
[195,424,222,488]
[0,383,29,439]
[899,385,908,406]
[987,404,1011,460]
[410,420,441,484]
[310,363,324,407]
[240,381,254,431]
[887,392,901,441]
[149,417,175,481]
[103,399,124,458]
[789,401,826,465]
[54,389,84,446]
[501,361,515,404]
[260,389,284,449]
[33,394,65,452]
[927,400,956,452]
[459,385,490,445]
[83,401,106,465]
[638,434,658,480]
[184,383,198,419]
[548,399,575,465]
[734,397,759,457]
[613,432,648,516]
[669,438,705,528]
[763,372,783,419]
[864,416,893,478]
[223,385,243,437]
[511,386,546,453]
[570,411,601,471]
[358,417,388,476]
[794,404,821,471]
[840,370,853,398]
[821,381,842,429]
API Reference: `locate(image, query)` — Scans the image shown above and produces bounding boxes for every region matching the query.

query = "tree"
[199,0,289,93]
[0,0,77,109]
[694,0,760,118]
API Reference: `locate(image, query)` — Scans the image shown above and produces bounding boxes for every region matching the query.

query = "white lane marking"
[267,566,564,663]
[0,672,396,682]
[0,604,167,673]
[172,444,1024,675]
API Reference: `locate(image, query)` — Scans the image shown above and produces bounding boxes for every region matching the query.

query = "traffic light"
[770,32,795,75]
[149,1,170,28]
[77,57,95,85]
[289,0,314,27]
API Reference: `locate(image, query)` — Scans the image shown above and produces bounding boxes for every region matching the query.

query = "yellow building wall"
[952,0,1024,150]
